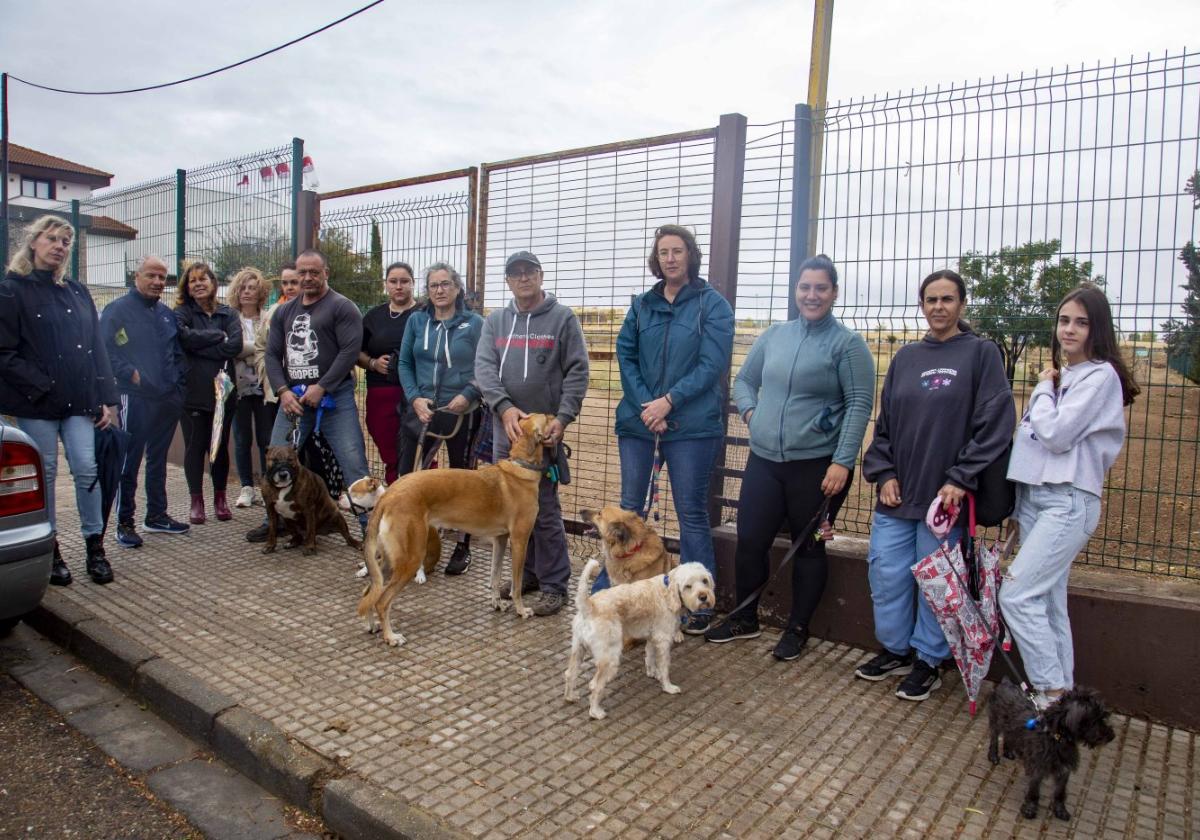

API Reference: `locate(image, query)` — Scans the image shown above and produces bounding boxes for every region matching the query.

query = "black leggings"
[731,452,852,629]
[180,404,235,495]
[396,410,477,478]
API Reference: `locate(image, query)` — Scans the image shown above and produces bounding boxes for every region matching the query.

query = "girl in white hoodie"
[1001,285,1139,709]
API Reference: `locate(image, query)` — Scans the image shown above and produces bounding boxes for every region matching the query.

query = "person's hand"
[743,409,754,424]
[94,405,118,431]
[817,519,835,542]
[879,478,902,507]
[640,396,673,433]
[372,356,390,375]
[413,398,435,424]
[502,406,529,442]
[937,482,966,511]
[445,395,471,415]
[1038,366,1059,384]
[299,383,326,408]
[280,389,303,418]
[131,369,141,386]
[821,463,850,496]
[543,418,565,447]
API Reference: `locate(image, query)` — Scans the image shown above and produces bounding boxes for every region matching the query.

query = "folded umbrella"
[92,424,131,536]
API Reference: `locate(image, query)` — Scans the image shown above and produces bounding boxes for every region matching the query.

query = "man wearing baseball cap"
[474,250,590,615]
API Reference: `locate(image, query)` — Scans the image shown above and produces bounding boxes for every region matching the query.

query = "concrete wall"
[711,526,1200,729]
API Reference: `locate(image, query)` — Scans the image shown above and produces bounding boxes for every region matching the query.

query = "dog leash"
[705,497,833,634]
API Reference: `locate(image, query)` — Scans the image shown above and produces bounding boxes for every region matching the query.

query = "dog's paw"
[347,539,363,550]
[262,546,276,555]
[515,605,534,619]
[564,690,578,703]
[362,618,379,634]
[415,568,426,585]
[662,682,681,695]
[1052,802,1070,821]
[987,749,1000,765]
[302,546,318,556]
[589,707,607,720]
[355,564,368,578]
[1003,747,1016,760]
[492,597,512,612]
[1020,800,1039,820]
[673,630,684,644]
[384,632,407,648]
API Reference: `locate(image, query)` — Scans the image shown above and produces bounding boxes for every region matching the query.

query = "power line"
[5,0,386,96]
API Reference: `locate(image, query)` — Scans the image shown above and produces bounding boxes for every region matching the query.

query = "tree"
[207,225,291,282]
[958,239,1104,382]
[320,227,381,312]
[369,219,383,279]
[1161,170,1200,382]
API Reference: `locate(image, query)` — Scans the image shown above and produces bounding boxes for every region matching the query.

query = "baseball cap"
[505,251,542,272]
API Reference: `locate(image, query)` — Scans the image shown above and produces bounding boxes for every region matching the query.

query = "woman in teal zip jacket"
[609,224,735,633]
[704,255,874,661]
[396,261,483,574]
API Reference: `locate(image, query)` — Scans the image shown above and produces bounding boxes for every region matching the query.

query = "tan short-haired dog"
[356,413,553,647]
[564,558,715,720]
[580,506,677,586]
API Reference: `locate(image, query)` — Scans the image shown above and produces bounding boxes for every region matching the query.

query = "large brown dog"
[260,445,361,556]
[356,413,553,647]
[580,506,677,586]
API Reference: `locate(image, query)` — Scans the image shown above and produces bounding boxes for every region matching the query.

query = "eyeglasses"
[428,281,455,291]
[506,268,540,280]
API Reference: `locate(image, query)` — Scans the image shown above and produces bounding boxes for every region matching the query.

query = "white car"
[0,420,54,636]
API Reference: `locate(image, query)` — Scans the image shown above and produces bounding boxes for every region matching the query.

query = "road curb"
[29,593,467,837]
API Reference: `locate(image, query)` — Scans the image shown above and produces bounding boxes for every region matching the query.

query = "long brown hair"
[1051,285,1139,405]
[176,261,218,309]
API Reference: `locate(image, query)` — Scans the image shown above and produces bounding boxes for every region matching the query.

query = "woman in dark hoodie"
[0,215,119,585]
[174,262,242,525]
[856,269,1014,702]
[396,261,483,574]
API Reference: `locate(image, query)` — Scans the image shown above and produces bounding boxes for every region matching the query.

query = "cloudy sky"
[2,0,1195,192]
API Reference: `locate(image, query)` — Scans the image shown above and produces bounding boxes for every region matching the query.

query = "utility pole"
[805,0,834,256]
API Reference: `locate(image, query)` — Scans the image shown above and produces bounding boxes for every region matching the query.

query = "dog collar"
[662,574,669,586]
[612,542,643,560]
[508,457,544,473]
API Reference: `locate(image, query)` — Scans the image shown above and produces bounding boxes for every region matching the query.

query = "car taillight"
[0,440,45,517]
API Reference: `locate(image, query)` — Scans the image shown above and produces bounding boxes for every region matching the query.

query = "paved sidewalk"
[44,462,1198,838]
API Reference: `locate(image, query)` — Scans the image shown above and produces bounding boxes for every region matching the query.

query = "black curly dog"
[987,678,1115,820]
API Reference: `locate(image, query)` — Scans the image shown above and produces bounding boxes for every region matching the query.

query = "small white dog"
[564,559,714,720]
[340,477,388,578]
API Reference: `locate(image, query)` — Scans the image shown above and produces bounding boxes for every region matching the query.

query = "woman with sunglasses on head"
[856,269,1015,702]
[0,215,120,585]
[174,261,242,525]
[1000,285,1136,710]
[359,262,418,484]
[704,255,874,661]
[608,224,735,634]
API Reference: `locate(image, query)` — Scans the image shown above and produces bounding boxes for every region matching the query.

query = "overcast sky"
[1,0,1195,192]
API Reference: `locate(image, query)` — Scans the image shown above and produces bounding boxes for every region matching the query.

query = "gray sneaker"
[532,590,565,616]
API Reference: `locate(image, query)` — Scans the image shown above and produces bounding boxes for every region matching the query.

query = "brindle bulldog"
[260,445,361,556]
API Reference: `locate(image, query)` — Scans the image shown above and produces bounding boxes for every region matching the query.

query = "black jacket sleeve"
[944,340,1016,490]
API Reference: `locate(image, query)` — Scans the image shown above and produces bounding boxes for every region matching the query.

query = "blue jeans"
[16,415,103,538]
[269,379,370,528]
[867,510,963,667]
[592,435,721,599]
[999,483,1100,691]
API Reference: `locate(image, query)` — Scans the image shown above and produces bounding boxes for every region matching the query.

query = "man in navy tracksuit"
[100,255,190,546]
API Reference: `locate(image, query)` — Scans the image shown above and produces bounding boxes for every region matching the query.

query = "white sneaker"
[235,486,255,508]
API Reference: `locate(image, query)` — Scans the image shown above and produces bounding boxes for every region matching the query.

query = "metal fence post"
[70,199,80,281]
[466,166,479,300]
[291,137,304,259]
[788,103,815,320]
[1,72,8,271]
[706,112,747,527]
[175,169,186,279]
[475,166,491,312]
[296,190,319,252]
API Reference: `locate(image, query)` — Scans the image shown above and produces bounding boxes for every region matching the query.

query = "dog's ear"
[611,521,630,544]
[666,576,683,613]
[580,509,596,525]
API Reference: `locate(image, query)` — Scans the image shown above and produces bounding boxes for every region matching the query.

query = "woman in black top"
[0,215,119,585]
[174,262,242,525]
[358,261,417,483]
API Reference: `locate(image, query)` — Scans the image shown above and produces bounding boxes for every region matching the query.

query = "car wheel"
[0,617,20,637]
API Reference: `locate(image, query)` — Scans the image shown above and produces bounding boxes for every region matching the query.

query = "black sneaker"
[681,614,713,635]
[895,659,942,701]
[144,515,190,535]
[245,522,270,543]
[532,590,565,616]
[772,626,808,661]
[703,618,762,643]
[854,649,914,682]
[444,543,471,576]
[115,523,143,549]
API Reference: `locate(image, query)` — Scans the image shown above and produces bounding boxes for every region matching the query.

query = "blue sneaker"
[143,515,190,535]
[116,522,143,548]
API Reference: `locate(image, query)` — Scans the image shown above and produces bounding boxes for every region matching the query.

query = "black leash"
[706,497,832,632]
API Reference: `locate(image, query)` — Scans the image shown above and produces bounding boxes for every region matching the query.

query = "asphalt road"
[0,669,201,839]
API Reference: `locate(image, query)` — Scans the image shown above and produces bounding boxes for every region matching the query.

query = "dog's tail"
[576,558,602,620]
[355,515,387,618]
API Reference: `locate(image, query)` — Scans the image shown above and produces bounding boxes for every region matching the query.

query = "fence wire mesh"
[479,131,717,553]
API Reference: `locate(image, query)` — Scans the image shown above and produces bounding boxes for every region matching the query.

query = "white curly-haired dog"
[563,558,714,720]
